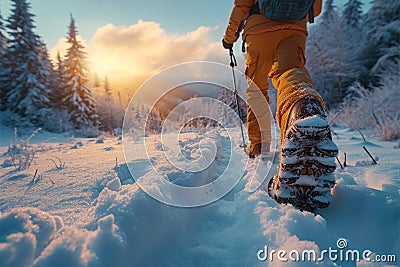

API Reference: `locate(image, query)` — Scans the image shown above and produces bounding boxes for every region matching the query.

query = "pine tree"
[364,0,400,79]
[117,91,123,106]
[63,14,98,129]
[320,0,338,26]
[217,87,246,125]
[0,7,6,53]
[340,0,368,87]
[103,76,112,96]
[4,0,51,122]
[93,73,100,88]
[307,0,346,108]
[52,51,67,107]
[95,76,125,131]
[0,7,8,110]
[342,0,363,28]
[146,108,162,134]
[38,40,56,97]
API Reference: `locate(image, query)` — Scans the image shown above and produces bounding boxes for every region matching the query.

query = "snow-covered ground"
[0,125,399,267]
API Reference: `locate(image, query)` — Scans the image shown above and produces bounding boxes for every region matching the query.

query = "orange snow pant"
[244,29,325,150]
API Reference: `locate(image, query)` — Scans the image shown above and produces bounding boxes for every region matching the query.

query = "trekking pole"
[229,47,247,153]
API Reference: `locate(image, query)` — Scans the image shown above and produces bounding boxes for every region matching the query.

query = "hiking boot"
[249,142,261,158]
[268,96,338,211]
[249,142,271,159]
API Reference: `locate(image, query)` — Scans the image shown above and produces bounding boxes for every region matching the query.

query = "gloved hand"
[222,39,233,50]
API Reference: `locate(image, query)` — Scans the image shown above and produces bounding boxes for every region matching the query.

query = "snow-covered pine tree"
[0,6,6,59]
[217,86,246,124]
[51,51,67,108]
[125,101,145,132]
[320,0,338,24]
[146,108,162,134]
[117,90,123,107]
[90,73,102,101]
[37,42,75,132]
[0,7,8,110]
[4,0,51,123]
[0,7,5,48]
[37,39,56,106]
[95,76,124,131]
[363,0,400,81]
[63,14,98,129]
[217,88,234,126]
[103,76,112,97]
[93,73,100,88]
[307,0,346,108]
[339,0,368,89]
[342,0,363,28]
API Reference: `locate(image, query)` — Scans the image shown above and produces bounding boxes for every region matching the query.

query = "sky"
[0,0,365,93]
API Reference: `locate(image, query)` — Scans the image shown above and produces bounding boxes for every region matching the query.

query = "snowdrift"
[0,127,399,266]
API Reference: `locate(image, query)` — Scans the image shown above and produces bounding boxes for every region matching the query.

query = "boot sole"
[270,115,338,211]
[268,176,331,212]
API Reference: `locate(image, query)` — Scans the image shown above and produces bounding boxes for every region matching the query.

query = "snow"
[0,125,71,147]
[295,115,328,128]
[0,125,399,266]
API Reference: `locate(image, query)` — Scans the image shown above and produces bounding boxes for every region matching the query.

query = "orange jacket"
[224,0,322,44]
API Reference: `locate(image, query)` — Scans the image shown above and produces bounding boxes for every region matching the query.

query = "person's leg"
[244,35,274,157]
[268,31,326,141]
[266,30,338,210]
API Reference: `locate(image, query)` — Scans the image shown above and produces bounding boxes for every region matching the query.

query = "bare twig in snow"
[336,157,344,169]
[31,169,39,184]
[363,146,377,164]
[343,120,367,142]
[48,176,55,185]
[48,156,65,169]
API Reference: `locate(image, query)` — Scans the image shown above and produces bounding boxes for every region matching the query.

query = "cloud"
[50,20,227,91]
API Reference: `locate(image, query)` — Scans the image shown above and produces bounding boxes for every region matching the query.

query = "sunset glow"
[49,21,226,92]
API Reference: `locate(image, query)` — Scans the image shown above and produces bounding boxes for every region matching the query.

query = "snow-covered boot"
[268,96,338,211]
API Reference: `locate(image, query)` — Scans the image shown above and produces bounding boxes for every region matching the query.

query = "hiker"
[223,0,339,210]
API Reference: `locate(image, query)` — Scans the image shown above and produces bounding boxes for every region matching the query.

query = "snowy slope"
[0,126,399,267]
